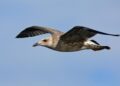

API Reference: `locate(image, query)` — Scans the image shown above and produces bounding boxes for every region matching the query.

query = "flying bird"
[16,26,120,52]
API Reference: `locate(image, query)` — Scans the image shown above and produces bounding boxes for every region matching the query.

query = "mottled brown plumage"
[16,26,120,52]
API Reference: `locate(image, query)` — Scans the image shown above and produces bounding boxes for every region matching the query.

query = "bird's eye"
[43,39,48,42]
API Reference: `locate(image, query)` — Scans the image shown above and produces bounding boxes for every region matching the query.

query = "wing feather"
[60,26,120,42]
[16,26,63,38]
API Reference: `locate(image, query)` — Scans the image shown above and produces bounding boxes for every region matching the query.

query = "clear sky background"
[0,0,120,86]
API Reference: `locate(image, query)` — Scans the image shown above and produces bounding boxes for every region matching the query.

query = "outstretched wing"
[60,26,120,42]
[16,26,63,38]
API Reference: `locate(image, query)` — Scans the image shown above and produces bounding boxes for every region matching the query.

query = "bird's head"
[33,36,53,48]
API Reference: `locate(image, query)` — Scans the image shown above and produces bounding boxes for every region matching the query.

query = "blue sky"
[0,0,120,86]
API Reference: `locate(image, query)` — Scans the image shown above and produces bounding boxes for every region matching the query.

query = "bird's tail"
[92,45,111,51]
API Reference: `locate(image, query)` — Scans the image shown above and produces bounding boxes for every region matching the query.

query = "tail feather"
[92,46,111,51]
[104,46,111,50]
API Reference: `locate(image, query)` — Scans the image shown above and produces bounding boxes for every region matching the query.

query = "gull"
[16,26,120,52]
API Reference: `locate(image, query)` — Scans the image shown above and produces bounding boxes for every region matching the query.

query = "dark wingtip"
[114,34,120,36]
[16,34,24,38]
[16,34,20,38]
[16,33,29,38]
[16,35,20,38]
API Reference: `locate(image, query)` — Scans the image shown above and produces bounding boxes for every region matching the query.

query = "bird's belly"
[55,42,85,52]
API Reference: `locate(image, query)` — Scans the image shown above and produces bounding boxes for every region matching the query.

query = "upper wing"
[60,26,120,42]
[16,26,63,38]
